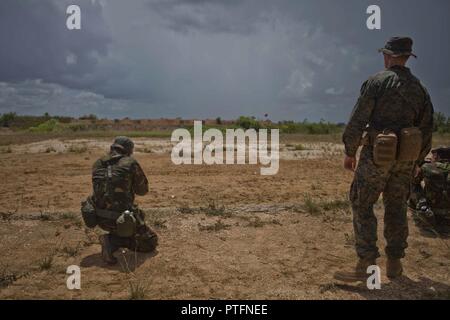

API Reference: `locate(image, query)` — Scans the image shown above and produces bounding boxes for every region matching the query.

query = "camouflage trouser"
[96,207,158,253]
[110,225,158,253]
[350,146,414,260]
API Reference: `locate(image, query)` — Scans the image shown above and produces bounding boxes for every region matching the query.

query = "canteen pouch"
[397,127,422,162]
[81,197,98,228]
[116,211,137,237]
[373,131,398,167]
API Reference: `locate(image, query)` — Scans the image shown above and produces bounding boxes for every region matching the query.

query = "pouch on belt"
[373,130,398,167]
[397,127,422,162]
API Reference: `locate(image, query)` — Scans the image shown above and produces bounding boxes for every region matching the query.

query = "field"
[0,131,449,300]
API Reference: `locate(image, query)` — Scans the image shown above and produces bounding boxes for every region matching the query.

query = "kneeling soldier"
[410,147,450,235]
[81,136,158,265]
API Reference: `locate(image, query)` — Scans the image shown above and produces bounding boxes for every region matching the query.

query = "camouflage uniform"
[84,137,158,259]
[343,63,434,260]
[410,149,450,233]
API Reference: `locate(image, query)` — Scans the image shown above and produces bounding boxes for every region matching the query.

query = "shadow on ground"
[335,276,450,299]
[80,249,158,273]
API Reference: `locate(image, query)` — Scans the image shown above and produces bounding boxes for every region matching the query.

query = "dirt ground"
[0,136,449,300]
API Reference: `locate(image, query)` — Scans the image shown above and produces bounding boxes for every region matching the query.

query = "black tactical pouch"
[81,197,98,228]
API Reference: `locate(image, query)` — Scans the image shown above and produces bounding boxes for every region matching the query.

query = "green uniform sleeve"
[416,92,434,165]
[132,161,149,196]
[343,78,378,157]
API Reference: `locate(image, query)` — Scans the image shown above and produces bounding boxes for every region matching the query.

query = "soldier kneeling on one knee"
[410,147,450,235]
[80,136,158,265]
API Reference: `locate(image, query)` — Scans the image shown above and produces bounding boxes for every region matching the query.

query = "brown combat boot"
[333,258,376,283]
[386,258,403,279]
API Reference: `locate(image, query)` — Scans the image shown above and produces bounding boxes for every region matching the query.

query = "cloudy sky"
[1,0,449,122]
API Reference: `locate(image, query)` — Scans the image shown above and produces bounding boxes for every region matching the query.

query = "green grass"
[0,265,18,288]
[243,216,282,228]
[299,195,351,218]
[29,119,62,133]
[177,205,195,214]
[321,199,351,211]
[303,194,321,215]
[61,244,80,257]
[200,199,229,217]
[60,212,78,220]
[198,219,230,232]
[38,256,54,271]
[0,211,16,221]
[344,232,355,246]
[128,281,148,300]
[39,212,52,221]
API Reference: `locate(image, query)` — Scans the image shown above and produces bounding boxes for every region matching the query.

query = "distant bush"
[278,120,342,135]
[29,119,61,133]
[434,112,450,134]
[66,123,90,132]
[236,116,263,130]
[79,114,98,121]
[233,116,342,134]
[0,112,17,127]
[0,113,72,129]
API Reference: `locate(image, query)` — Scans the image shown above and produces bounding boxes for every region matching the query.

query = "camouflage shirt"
[343,65,434,162]
[92,151,148,212]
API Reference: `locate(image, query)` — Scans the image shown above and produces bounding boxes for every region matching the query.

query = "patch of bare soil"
[0,138,449,299]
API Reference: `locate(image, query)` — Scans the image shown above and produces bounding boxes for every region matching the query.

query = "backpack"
[92,154,133,212]
[423,162,450,208]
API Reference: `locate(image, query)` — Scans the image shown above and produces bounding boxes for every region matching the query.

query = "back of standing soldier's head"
[379,37,416,68]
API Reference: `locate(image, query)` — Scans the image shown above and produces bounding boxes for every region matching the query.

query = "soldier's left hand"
[344,155,357,172]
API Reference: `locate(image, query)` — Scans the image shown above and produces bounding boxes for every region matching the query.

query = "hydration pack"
[92,154,130,212]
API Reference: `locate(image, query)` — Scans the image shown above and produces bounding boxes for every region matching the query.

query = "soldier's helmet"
[378,37,417,58]
[431,146,450,161]
[111,136,134,155]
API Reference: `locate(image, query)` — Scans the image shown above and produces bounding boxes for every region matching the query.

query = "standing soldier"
[334,37,434,282]
[81,136,158,265]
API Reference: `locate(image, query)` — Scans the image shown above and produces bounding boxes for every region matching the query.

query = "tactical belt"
[96,208,122,220]
[361,130,377,146]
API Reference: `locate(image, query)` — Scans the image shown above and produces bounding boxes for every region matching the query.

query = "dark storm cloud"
[148,0,270,34]
[0,80,170,119]
[0,0,111,87]
[0,0,449,121]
